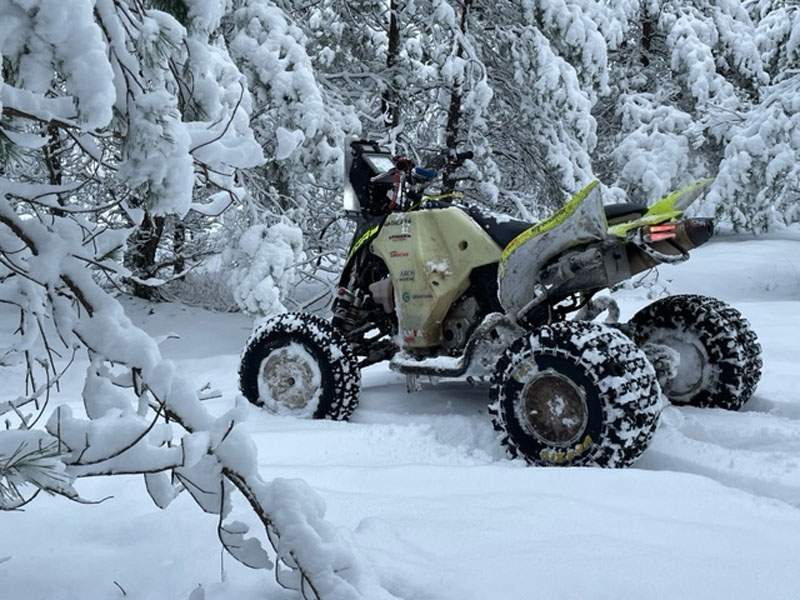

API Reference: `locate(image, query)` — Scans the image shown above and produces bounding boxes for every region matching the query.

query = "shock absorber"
[332,286,366,332]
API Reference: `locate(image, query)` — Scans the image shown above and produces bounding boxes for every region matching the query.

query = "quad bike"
[239,139,762,468]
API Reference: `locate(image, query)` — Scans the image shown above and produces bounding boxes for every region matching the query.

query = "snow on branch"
[0,0,390,592]
[0,191,396,599]
[703,75,800,230]
[0,0,115,130]
[0,430,78,509]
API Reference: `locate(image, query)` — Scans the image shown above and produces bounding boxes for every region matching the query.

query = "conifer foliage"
[0,2,391,598]
[1,0,799,597]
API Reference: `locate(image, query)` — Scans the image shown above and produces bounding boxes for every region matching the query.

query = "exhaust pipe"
[627,217,715,274]
[677,218,714,249]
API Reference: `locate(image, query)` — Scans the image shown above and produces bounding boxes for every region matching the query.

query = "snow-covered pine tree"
[302,1,500,203]
[216,0,366,316]
[1,2,393,597]
[469,0,619,214]
[593,0,800,230]
[260,0,799,240]
[117,0,264,299]
[704,0,800,229]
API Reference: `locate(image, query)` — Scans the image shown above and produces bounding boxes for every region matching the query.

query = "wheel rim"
[519,370,588,446]
[258,343,321,414]
[653,332,708,402]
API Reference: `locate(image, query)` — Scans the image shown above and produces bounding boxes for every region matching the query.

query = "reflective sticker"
[346,224,380,265]
[539,434,594,463]
[608,211,682,238]
[512,363,533,382]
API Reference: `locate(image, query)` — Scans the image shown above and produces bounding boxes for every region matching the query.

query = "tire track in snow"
[744,396,800,421]
[357,375,507,462]
[360,375,800,506]
[636,405,800,506]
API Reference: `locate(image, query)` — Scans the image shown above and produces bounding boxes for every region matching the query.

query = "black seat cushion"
[604,202,647,222]
[464,206,534,248]
[463,202,649,249]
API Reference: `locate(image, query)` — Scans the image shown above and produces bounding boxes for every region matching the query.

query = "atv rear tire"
[628,294,762,410]
[239,313,360,420]
[489,321,661,468]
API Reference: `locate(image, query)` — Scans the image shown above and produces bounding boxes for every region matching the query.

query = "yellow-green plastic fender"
[608,178,714,238]
[345,223,381,266]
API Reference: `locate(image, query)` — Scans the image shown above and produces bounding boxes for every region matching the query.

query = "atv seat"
[466,202,649,249]
[464,206,533,248]
[604,202,648,225]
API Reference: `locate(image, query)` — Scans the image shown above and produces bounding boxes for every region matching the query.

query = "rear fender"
[498,180,606,317]
[609,179,713,238]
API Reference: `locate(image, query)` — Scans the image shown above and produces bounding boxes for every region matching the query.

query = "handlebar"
[426,149,474,171]
[360,144,474,212]
[413,166,437,180]
[370,149,473,185]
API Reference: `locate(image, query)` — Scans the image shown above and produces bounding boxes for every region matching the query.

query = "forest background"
[1,1,799,598]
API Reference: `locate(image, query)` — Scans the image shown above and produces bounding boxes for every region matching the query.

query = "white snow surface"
[3,235,800,599]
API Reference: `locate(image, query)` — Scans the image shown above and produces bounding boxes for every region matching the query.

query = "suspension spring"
[333,287,366,332]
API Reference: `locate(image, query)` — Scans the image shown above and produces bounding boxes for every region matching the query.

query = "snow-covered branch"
[0,191,395,599]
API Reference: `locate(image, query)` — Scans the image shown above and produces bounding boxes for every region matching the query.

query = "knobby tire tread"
[489,321,661,468]
[239,312,361,420]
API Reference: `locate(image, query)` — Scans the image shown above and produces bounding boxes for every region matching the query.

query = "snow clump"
[228,221,304,317]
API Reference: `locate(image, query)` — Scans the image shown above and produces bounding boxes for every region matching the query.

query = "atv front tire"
[628,294,762,411]
[489,321,661,468]
[239,313,361,419]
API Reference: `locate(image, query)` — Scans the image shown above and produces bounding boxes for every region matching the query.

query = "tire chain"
[695,295,763,402]
[239,312,361,420]
[629,294,762,410]
[488,321,661,467]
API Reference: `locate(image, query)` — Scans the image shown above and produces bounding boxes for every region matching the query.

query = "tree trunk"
[442,0,472,193]
[126,212,165,300]
[43,123,70,217]
[640,8,655,67]
[382,0,401,129]
[43,123,63,186]
[173,219,186,278]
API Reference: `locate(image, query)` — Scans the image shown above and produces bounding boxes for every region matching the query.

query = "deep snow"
[2,235,800,599]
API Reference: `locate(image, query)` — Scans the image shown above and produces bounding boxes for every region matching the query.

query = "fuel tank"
[371,208,502,348]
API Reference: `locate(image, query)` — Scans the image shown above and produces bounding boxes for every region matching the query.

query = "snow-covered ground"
[3,235,800,599]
